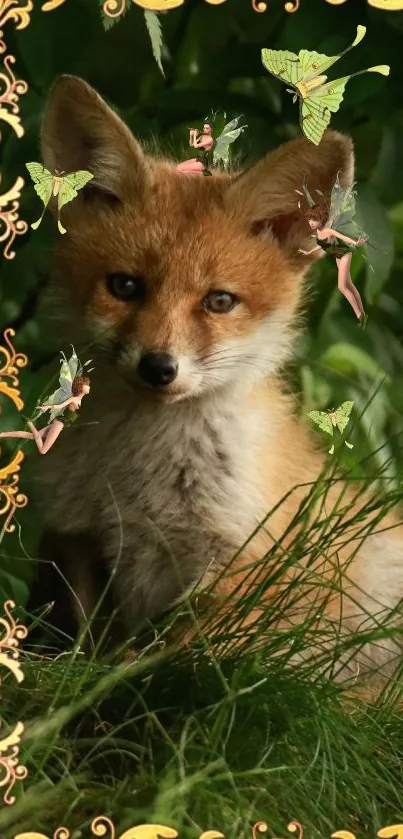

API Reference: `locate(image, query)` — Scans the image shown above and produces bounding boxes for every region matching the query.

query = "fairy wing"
[58,170,94,211]
[261,48,302,88]
[33,347,79,423]
[308,410,334,437]
[333,401,354,435]
[25,162,54,205]
[213,117,246,169]
[298,25,367,81]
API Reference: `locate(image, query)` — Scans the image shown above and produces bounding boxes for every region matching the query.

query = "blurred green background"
[1,0,403,608]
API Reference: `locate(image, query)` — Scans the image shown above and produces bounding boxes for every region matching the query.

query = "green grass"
[1,441,403,836]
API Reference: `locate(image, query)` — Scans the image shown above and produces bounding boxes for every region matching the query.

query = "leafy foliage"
[144,10,165,77]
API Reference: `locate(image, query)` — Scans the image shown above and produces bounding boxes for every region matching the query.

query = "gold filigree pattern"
[0,3,31,259]
[0,328,28,533]
[8,820,403,839]
[37,0,403,15]
[0,0,33,31]
[0,600,28,806]
[0,2,31,138]
[0,599,28,686]
[0,175,28,259]
[45,0,300,15]
[0,328,28,414]
[0,53,27,139]
[0,719,28,805]
[0,449,27,533]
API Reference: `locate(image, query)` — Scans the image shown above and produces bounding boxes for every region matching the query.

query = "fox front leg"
[28,529,125,652]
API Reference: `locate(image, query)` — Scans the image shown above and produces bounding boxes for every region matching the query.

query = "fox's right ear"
[41,75,149,201]
[226,130,354,265]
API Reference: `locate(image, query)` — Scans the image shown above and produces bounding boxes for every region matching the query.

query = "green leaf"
[144,10,165,77]
[319,343,392,383]
[99,0,130,31]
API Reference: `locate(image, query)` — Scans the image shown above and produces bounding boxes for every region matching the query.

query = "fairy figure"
[176,116,245,176]
[297,175,368,328]
[0,346,93,455]
[176,123,215,176]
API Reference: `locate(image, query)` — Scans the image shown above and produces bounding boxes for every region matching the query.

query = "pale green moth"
[26,163,94,234]
[261,26,390,145]
[213,116,246,169]
[308,401,354,455]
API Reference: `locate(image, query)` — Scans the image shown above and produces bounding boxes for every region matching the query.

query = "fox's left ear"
[226,130,354,263]
[40,75,150,202]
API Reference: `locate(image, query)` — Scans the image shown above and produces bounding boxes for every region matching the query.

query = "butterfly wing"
[333,401,354,435]
[308,410,334,437]
[299,76,349,145]
[298,25,366,81]
[261,49,302,87]
[58,170,94,211]
[25,162,54,204]
[213,117,245,169]
[56,171,93,234]
[58,169,94,211]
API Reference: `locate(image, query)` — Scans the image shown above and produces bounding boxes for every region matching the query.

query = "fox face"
[41,76,354,404]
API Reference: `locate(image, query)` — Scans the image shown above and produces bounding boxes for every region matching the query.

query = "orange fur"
[33,76,403,687]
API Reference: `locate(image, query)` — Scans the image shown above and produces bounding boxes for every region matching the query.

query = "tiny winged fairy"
[297,174,369,327]
[26,162,94,234]
[0,347,94,456]
[308,401,355,456]
[176,115,246,176]
[261,25,390,146]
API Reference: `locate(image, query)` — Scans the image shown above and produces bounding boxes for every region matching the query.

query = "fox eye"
[203,291,238,314]
[106,273,145,301]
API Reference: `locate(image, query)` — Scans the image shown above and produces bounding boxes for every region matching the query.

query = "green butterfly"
[25,162,94,234]
[213,116,246,170]
[261,25,390,146]
[308,401,354,455]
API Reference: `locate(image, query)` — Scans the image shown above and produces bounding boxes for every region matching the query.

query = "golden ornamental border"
[1,0,403,829]
[0,327,28,537]
[0,599,28,806]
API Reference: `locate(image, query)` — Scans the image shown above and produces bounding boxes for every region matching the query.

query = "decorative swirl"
[0,599,28,682]
[41,0,68,9]
[0,53,27,138]
[0,176,28,260]
[102,0,127,17]
[287,824,303,839]
[0,0,33,32]
[0,328,28,408]
[252,823,269,839]
[0,721,28,805]
[0,601,28,806]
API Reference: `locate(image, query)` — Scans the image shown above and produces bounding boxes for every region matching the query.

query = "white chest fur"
[36,378,267,626]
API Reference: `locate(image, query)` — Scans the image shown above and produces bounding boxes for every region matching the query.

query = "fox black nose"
[137,352,179,387]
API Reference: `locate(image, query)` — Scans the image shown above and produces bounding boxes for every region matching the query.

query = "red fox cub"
[34,75,403,683]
